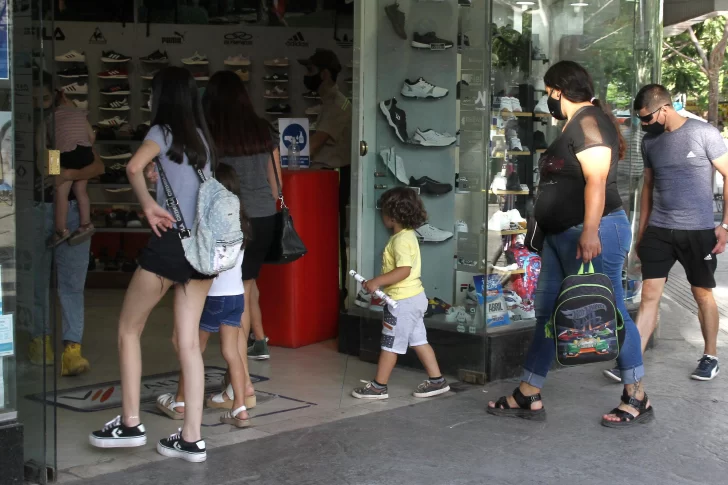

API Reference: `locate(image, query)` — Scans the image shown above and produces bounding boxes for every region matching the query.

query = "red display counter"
[257,169,340,348]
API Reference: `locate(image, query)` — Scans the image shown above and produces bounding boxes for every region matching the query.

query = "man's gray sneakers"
[691,355,720,381]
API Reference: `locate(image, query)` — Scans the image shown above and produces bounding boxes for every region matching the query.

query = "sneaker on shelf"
[263,72,289,82]
[691,355,720,381]
[126,212,143,228]
[58,65,88,78]
[61,82,88,95]
[507,131,524,151]
[533,130,548,150]
[379,98,409,143]
[455,220,468,233]
[157,429,206,463]
[503,290,523,308]
[411,128,457,147]
[101,50,131,63]
[100,83,130,95]
[248,339,270,360]
[141,70,158,80]
[409,175,453,195]
[73,99,88,109]
[193,72,210,81]
[493,97,513,113]
[457,32,470,50]
[413,378,450,398]
[101,146,132,160]
[28,335,54,366]
[61,342,90,376]
[224,55,251,66]
[100,99,130,111]
[264,57,289,67]
[97,116,127,128]
[379,147,409,185]
[415,223,453,243]
[509,96,523,112]
[384,2,407,40]
[352,381,388,400]
[534,95,549,114]
[264,86,288,99]
[412,31,454,50]
[490,173,507,192]
[55,50,85,62]
[400,77,449,99]
[140,50,169,63]
[98,69,128,79]
[89,416,147,449]
[181,52,209,65]
[303,90,320,99]
[305,104,322,116]
[309,121,318,132]
[265,104,291,115]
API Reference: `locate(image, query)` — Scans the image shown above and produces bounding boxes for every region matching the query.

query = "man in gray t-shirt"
[611,84,728,383]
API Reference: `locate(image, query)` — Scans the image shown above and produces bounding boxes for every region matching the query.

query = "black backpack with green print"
[547,263,625,366]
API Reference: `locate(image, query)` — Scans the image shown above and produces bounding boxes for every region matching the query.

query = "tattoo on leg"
[630,380,643,399]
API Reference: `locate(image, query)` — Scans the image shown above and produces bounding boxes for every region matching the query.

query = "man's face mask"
[640,105,668,135]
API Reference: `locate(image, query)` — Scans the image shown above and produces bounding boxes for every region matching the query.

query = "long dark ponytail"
[543,60,626,160]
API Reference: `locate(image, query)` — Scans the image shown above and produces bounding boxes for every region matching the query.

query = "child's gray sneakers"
[352,381,388,400]
[413,378,450,398]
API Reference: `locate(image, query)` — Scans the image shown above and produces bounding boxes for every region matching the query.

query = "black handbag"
[264,151,307,264]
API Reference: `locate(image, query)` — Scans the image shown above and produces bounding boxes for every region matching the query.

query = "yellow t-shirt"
[381,229,424,300]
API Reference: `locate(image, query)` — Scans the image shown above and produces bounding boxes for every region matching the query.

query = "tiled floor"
[16,289,453,481]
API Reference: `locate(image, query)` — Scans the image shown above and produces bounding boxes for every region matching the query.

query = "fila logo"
[705,254,713,261]
[286,32,309,47]
[687,151,697,158]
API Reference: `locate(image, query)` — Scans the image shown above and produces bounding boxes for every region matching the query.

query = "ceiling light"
[516,1,535,4]
[570,2,589,5]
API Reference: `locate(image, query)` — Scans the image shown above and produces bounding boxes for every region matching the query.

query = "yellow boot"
[61,343,90,377]
[28,336,54,366]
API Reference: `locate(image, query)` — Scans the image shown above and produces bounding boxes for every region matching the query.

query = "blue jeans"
[521,210,644,387]
[32,201,90,343]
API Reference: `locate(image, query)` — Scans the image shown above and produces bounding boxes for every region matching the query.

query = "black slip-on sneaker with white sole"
[157,430,207,463]
[411,31,454,50]
[691,355,720,381]
[379,98,408,143]
[89,416,147,448]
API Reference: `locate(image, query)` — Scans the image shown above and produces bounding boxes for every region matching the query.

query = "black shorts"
[60,145,94,170]
[242,214,277,280]
[137,229,213,284]
[638,226,718,288]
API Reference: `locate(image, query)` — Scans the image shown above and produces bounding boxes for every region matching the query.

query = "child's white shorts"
[381,291,428,355]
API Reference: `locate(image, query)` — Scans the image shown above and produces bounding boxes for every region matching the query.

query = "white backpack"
[156,159,243,275]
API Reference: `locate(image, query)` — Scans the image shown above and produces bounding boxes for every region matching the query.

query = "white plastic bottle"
[288,139,300,170]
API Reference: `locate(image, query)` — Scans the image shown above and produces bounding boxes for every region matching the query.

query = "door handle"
[47,149,60,175]
[359,141,368,156]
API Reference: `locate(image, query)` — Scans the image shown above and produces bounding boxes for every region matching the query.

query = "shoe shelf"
[489,189,530,195]
[535,148,547,153]
[491,151,531,157]
[499,229,527,236]
[533,113,551,118]
[509,112,534,117]
[489,267,526,275]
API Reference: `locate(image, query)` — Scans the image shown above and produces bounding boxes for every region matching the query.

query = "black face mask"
[547,93,567,121]
[641,111,666,135]
[304,73,322,92]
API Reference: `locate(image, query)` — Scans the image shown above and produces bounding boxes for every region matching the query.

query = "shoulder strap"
[154,157,191,238]
[268,149,286,208]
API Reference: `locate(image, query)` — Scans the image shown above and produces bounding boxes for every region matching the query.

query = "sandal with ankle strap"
[486,387,546,421]
[601,389,655,428]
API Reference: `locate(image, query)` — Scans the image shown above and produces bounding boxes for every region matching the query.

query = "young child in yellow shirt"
[352,187,449,400]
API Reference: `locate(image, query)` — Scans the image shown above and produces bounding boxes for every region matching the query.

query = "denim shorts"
[199,295,244,333]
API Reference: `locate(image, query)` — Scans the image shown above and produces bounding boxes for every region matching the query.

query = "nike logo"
[687,151,697,158]
[705,254,713,260]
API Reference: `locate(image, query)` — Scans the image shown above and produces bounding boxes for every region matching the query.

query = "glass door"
[350,0,489,386]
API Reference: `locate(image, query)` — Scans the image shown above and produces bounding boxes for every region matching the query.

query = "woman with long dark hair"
[203,70,282,404]
[487,61,654,427]
[89,67,214,462]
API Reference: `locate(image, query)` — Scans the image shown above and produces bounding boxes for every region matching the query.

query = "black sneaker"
[100,84,130,95]
[602,368,622,383]
[264,73,289,82]
[140,50,169,63]
[379,98,408,143]
[265,104,291,115]
[412,32,454,50]
[533,130,548,150]
[101,50,132,63]
[691,355,720,381]
[157,430,207,463]
[384,3,407,40]
[58,65,88,78]
[506,170,521,191]
[458,32,470,50]
[352,381,388,400]
[100,99,130,111]
[89,416,147,448]
[413,378,450,398]
[101,146,132,160]
[409,176,452,195]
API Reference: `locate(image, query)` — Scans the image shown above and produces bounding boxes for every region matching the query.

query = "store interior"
[4,0,655,479]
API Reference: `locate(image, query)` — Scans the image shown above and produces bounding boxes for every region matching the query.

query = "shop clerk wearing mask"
[298,49,353,298]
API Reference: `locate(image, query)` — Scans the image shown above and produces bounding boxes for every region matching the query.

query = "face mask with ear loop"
[547,91,567,121]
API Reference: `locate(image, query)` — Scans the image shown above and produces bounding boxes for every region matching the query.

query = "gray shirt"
[145,125,212,229]
[642,119,727,230]
[223,152,277,218]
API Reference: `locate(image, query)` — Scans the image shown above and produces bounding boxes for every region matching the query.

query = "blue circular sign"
[282,123,308,151]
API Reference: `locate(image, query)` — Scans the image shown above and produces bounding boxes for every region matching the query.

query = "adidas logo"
[705,254,713,261]
[286,32,308,47]
[687,151,697,158]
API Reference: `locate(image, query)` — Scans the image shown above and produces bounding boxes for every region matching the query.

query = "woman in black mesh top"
[487,61,654,427]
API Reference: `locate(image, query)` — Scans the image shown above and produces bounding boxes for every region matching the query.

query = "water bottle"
[288,139,300,170]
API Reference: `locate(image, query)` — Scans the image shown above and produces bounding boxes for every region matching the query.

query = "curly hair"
[379,187,427,229]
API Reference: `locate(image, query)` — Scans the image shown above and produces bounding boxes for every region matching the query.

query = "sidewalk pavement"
[65,269,728,485]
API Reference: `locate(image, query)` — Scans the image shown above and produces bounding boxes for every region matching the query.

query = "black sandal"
[486,387,546,421]
[601,389,655,428]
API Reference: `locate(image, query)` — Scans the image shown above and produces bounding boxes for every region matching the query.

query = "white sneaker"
[415,223,453,243]
[411,128,457,147]
[379,147,409,185]
[534,95,549,114]
[455,220,469,233]
[224,55,251,66]
[503,290,523,308]
[509,97,523,112]
[490,173,507,191]
[55,50,85,62]
[508,136,524,151]
[62,82,88,95]
[264,86,288,99]
[73,100,88,109]
[493,97,512,112]
[97,116,127,128]
[181,52,209,65]
[401,77,449,99]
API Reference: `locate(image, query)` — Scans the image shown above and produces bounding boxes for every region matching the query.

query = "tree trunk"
[708,69,720,125]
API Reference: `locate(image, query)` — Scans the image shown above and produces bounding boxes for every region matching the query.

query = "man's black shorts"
[638,226,718,288]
